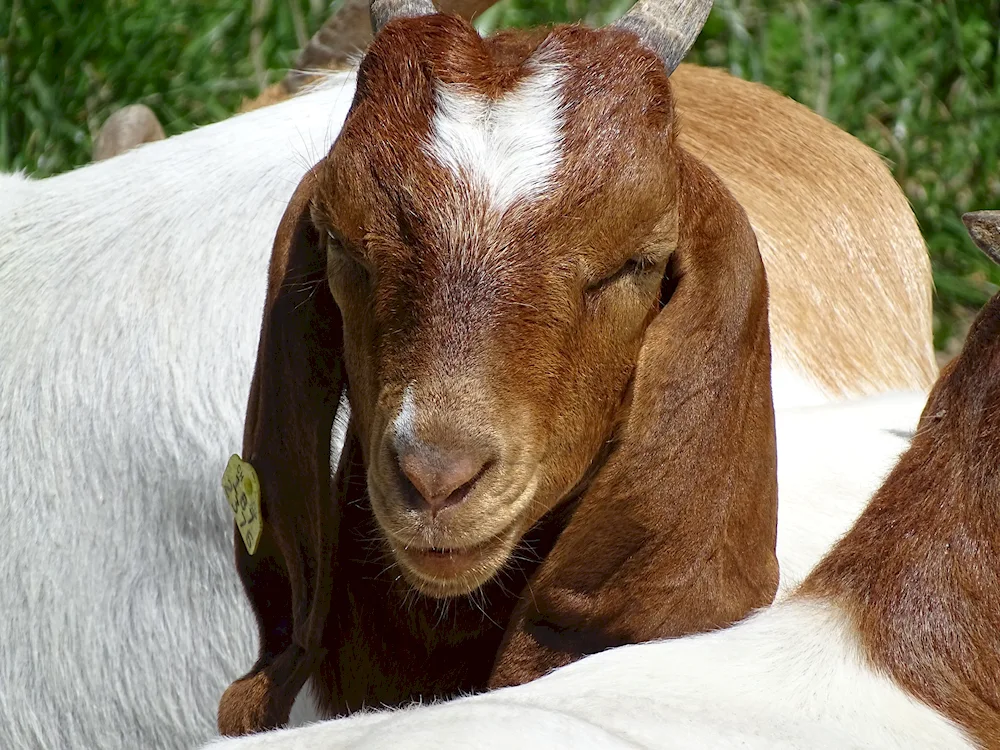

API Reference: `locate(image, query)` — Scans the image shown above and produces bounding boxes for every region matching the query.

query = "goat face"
[311,18,680,596]
[222,0,777,733]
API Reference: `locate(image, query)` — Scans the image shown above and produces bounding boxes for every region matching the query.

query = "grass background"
[2,0,998,350]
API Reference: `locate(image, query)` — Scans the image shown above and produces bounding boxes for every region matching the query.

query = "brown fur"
[799,211,1000,749]
[219,16,777,735]
[490,132,778,687]
[238,3,936,397]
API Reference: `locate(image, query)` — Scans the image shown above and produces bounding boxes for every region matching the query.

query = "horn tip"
[963,211,1000,267]
[612,0,713,73]
[370,0,438,36]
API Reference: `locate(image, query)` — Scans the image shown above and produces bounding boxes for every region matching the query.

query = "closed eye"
[586,255,660,294]
[327,230,370,273]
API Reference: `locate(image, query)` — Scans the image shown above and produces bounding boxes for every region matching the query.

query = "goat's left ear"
[218,168,347,734]
[491,150,779,686]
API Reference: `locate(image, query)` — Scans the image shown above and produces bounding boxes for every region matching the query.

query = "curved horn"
[613,0,713,74]
[370,0,437,35]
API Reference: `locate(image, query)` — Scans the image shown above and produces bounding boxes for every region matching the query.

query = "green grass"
[3,0,999,350]
[0,0,331,175]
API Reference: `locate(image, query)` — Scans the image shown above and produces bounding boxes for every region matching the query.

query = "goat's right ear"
[491,150,779,687]
[218,168,347,736]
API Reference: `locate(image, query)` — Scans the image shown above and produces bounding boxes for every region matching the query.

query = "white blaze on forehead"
[427,64,565,211]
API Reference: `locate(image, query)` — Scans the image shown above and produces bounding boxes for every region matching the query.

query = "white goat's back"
[0,72,357,749]
[200,601,970,750]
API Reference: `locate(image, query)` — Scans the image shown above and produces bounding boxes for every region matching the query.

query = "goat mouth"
[389,528,517,596]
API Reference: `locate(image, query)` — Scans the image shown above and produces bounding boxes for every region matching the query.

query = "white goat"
[0,51,934,750]
[0,73,357,750]
[201,589,968,750]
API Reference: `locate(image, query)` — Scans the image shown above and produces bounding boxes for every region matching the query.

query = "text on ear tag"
[222,455,263,555]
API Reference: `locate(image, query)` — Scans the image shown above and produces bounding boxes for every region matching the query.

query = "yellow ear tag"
[222,455,263,555]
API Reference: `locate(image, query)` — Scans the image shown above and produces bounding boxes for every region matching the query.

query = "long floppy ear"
[491,149,779,686]
[218,169,349,734]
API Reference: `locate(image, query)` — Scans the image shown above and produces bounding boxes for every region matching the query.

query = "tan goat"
[219,0,781,735]
[242,0,937,401]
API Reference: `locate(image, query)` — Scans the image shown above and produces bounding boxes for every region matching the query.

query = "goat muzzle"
[396,445,493,515]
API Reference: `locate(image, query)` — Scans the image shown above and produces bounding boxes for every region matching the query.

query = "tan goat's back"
[672,63,937,398]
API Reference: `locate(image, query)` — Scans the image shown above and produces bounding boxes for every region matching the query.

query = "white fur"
[331,390,352,476]
[771,357,836,409]
[773,391,923,593]
[393,383,419,448]
[201,600,971,750]
[0,67,930,747]
[427,64,565,211]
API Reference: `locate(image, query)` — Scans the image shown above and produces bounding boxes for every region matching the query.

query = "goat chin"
[1,69,928,749]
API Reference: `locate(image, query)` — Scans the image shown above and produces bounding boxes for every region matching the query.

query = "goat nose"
[397,447,489,513]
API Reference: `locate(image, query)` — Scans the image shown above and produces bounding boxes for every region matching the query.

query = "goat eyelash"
[587,255,660,294]
[326,230,348,255]
[622,256,658,276]
[327,231,370,274]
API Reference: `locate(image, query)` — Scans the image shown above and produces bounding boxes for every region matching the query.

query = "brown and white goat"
[242,0,937,401]
[206,211,1000,750]
[219,0,780,735]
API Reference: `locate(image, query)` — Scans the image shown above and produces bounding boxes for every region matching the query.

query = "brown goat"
[219,0,778,736]
[207,212,1000,750]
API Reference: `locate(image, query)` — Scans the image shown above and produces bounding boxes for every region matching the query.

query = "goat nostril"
[396,449,491,514]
